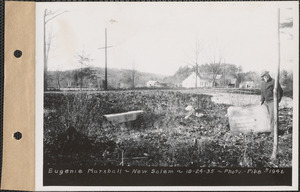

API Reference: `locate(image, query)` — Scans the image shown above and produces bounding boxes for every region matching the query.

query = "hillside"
[46,67,166,89]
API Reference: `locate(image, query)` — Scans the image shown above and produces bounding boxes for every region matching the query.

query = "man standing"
[260,71,283,135]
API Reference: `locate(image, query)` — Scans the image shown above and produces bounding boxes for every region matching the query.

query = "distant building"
[175,82,182,87]
[146,80,158,87]
[226,78,238,88]
[239,81,255,88]
[146,80,169,88]
[220,74,238,88]
[182,72,222,88]
[158,83,168,87]
[146,80,160,87]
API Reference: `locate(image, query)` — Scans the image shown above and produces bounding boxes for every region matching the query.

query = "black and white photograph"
[35,1,298,190]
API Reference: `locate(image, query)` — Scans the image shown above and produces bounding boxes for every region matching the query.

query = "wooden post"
[271,8,280,161]
[121,150,124,166]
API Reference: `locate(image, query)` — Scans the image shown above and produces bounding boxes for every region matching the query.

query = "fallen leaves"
[44,91,293,167]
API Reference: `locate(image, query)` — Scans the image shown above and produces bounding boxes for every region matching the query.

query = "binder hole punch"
[14,50,22,58]
[13,132,22,140]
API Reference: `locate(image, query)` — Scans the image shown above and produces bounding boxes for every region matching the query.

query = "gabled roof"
[199,73,222,80]
[182,72,223,83]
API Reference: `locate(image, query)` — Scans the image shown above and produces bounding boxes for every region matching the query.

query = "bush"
[44,91,292,167]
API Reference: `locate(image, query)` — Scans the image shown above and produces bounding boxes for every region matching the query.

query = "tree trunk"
[80,65,83,91]
[104,28,108,90]
[57,77,60,90]
[271,8,280,161]
[195,64,198,89]
[132,72,135,89]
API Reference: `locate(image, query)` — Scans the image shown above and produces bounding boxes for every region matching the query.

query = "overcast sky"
[36,2,298,76]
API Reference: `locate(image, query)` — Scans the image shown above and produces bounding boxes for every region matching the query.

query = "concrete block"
[227,105,271,133]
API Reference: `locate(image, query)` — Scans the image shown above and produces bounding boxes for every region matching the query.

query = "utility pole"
[271,8,280,161]
[98,28,113,91]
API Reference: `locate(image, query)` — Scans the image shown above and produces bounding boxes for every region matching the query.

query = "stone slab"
[104,110,143,124]
[227,105,271,133]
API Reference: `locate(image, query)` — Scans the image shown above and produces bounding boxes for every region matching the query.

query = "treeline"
[164,64,293,97]
[164,64,262,87]
[280,70,293,98]
[46,65,293,98]
[46,67,165,90]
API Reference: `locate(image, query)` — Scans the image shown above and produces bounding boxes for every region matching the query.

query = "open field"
[44,89,293,167]
[174,89,293,108]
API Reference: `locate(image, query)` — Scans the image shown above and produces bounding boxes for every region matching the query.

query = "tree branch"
[45,11,68,24]
[46,9,62,16]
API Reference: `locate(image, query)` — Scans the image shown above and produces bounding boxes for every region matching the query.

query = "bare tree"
[207,49,223,87]
[211,62,222,87]
[90,71,105,90]
[185,38,202,88]
[66,74,72,88]
[194,40,202,88]
[219,63,239,87]
[131,62,138,89]
[121,62,139,89]
[74,50,93,91]
[44,9,68,91]
[54,70,62,90]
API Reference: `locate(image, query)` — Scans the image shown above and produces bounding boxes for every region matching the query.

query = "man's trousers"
[264,101,274,133]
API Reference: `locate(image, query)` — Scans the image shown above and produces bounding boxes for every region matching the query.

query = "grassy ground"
[44,90,293,167]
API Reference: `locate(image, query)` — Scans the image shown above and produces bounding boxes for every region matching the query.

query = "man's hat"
[261,71,270,77]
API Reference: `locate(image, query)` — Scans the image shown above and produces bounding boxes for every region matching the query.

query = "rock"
[185,105,194,111]
[184,111,194,119]
[195,113,204,117]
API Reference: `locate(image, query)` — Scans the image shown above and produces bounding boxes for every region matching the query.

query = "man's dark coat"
[260,77,283,104]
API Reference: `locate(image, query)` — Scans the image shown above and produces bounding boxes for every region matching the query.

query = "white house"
[182,72,222,88]
[146,80,159,87]
[182,72,202,88]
